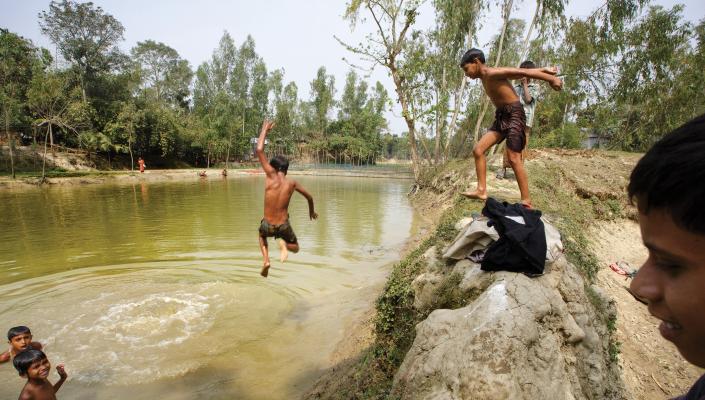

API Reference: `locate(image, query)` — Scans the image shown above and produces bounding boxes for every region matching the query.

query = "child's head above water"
[270,155,289,175]
[628,114,705,368]
[13,349,49,378]
[7,326,33,352]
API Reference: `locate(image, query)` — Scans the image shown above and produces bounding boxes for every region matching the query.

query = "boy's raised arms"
[256,120,277,176]
[489,67,563,90]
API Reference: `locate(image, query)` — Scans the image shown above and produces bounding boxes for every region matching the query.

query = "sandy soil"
[589,220,704,399]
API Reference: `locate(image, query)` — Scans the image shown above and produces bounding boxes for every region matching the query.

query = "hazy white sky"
[2,0,704,134]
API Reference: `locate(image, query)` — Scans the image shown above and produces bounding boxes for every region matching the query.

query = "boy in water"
[256,120,317,277]
[497,60,540,179]
[628,114,705,399]
[459,48,562,208]
[0,326,43,364]
[13,349,67,400]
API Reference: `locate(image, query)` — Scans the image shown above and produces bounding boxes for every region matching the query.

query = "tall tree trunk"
[41,124,51,182]
[4,106,15,179]
[128,130,134,173]
[433,69,445,164]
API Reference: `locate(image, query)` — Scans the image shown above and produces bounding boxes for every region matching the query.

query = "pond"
[0,175,417,399]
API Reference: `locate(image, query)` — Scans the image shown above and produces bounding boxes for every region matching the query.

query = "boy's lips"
[656,317,683,341]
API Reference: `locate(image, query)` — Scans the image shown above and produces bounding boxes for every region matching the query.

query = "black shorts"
[259,219,298,244]
[489,102,527,153]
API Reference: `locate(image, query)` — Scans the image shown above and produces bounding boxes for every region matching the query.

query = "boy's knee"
[507,151,523,166]
[472,145,484,159]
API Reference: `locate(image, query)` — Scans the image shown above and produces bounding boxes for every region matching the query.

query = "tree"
[131,40,193,108]
[39,0,125,103]
[0,29,48,179]
[309,66,336,136]
[339,0,424,179]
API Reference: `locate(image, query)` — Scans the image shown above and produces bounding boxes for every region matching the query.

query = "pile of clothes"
[443,198,563,276]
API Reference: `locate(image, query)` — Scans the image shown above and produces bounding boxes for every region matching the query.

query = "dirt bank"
[304,149,703,399]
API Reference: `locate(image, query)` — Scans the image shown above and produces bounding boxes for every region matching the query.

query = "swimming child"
[459,48,562,208]
[256,120,317,277]
[13,349,66,400]
[1,326,43,364]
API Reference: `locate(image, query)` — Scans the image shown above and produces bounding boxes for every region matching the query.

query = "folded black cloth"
[481,198,546,275]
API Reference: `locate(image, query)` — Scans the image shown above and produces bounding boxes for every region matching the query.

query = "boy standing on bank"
[497,60,541,179]
[459,48,562,208]
[256,120,317,278]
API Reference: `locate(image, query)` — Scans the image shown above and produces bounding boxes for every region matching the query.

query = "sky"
[2,0,704,134]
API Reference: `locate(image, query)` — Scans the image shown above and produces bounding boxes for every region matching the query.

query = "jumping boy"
[459,48,562,208]
[628,114,705,398]
[1,326,43,364]
[13,349,66,400]
[256,120,317,277]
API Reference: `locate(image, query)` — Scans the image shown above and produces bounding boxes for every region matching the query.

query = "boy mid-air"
[459,48,562,208]
[256,120,317,278]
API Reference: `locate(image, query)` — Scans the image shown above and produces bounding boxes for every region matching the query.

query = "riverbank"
[0,166,413,190]
[304,149,703,399]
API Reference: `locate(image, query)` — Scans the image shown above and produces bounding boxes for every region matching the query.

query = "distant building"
[582,130,609,149]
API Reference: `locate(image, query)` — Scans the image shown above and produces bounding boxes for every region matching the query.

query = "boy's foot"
[461,190,488,200]
[260,262,270,278]
[278,239,289,262]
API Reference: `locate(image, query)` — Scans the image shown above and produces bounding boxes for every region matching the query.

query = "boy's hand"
[260,120,275,134]
[550,77,563,91]
[542,66,558,75]
[310,211,318,220]
[56,364,67,379]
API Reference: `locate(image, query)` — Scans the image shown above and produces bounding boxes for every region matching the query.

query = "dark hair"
[520,60,536,69]
[8,326,31,341]
[13,349,46,377]
[628,114,705,234]
[460,48,485,66]
[270,155,289,174]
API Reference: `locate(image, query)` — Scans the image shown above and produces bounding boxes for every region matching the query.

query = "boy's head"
[519,60,536,69]
[628,114,705,368]
[7,326,33,353]
[270,155,289,175]
[13,349,50,379]
[460,48,485,78]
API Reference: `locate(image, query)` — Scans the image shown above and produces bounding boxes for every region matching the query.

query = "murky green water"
[0,175,417,399]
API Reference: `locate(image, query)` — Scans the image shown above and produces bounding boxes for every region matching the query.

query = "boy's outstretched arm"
[295,182,318,220]
[54,364,67,393]
[256,120,277,176]
[490,67,563,90]
[0,350,9,363]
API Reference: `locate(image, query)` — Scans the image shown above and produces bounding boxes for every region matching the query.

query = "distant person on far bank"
[628,114,705,400]
[137,157,146,173]
[497,60,541,180]
[459,48,562,208]
[256,120,317,277]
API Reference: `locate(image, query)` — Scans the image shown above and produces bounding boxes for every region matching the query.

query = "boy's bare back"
[263,173,296,225]
[467,63,561,108]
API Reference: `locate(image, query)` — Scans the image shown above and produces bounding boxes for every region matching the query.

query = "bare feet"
[278,239,288,262]
[461,190,488,200]
[260,262,270,278]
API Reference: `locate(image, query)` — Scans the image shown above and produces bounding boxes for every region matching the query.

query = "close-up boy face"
[630,206,705,368]
[24,357,50,380]
[462,60,481,78]
[9,332,32,352]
